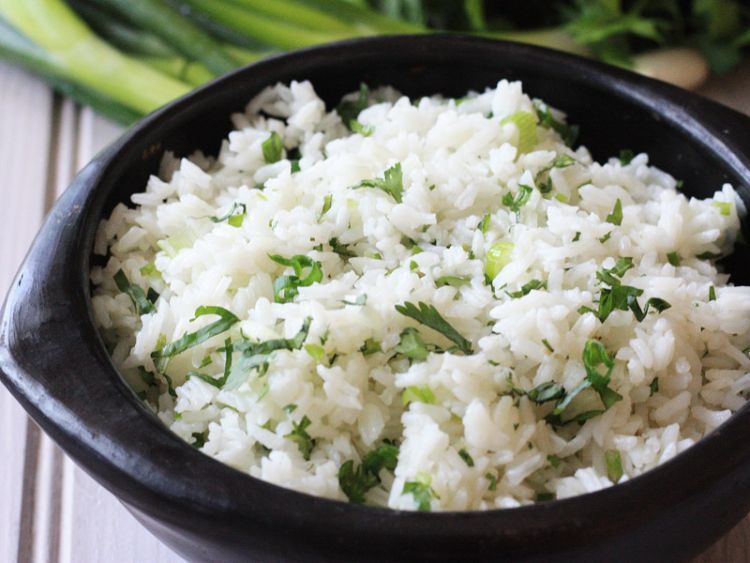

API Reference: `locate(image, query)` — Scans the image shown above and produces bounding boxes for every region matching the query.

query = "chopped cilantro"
[542,339,554,353]
[151,306,239,372]
[485,472,498,491]
[572,231,581,242]
[285,415,315,460]
[696,251,722,260]
[339,442,398,504]
[547,454,561,468]
[269,254,323,303]
[284,403,298,414]
[606,199,623,225]
[605,449,624,482]
[191,431,207,448]
[458,448,474,467]
[599,232,612,243]
[320,194,333,218]
[336,83,370,129]
[210,202,246,227]
[187,337,233,388]
[667,251,682,266]
[329,237,356,259]
[262,131,284,164]
[536,492,555,502]
[354,162,404,203]
[224,318,311,389]
[140,262,159,277]
[114,269,156,316]
[402,384,436,406]
[534,101,579,147]
[649,378,659,396]
[395,301,473,354]
[349,119,374,136]
[507,279,546,298]
[395,327,429,362]
[360,338,382,356]
[502,184,533,214]
[618,149,634,165]
[709,285,717,301]
[402,474,436,512]
[436,275,471,288]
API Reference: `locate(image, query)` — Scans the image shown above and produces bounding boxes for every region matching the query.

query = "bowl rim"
[2,33,750,557]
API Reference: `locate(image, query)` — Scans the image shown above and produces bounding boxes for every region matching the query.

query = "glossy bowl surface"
[1,35,750,563]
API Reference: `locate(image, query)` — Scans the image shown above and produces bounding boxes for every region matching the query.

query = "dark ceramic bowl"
[1,35,750,563]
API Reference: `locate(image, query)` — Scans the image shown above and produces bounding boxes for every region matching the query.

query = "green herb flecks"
[395,301,473,354]
[151,306,239,372]
[210,201,246,227]
[395,327,429,362]
[502,184,533,214]
[435,275,471,288]
[224,317,312,390]
[402,473,437,512]
[114,268,157,316]
[269,254,323,303]
[605,449,624,482]
[485,472,498,491]
[667,251,682,266]
[618,149,634,165]
[709,285,717,301]
[535,154,576,194]
[606,199,623,225]
[507,279,546,298]
[533,101,579,147]
[479,213,491,234]
[354,162,404,203]
[360,338,382,356]
[349,119,374,136]
[458,448,475,467]
[285,415,315,460]
[336,83,370,129]
[402,384,436,406]
[339,442,398,504]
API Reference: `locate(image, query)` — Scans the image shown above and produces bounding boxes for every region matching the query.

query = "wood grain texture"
[0,59,747,563]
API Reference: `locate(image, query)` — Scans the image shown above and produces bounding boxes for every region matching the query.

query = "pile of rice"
[91,79,750,511]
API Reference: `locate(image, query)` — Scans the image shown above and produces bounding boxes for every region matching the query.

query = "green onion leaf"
[713,201,732,216]
[402,384,436,406]
[501,111,538,153]
[485,241,514,281]
[262,131,284,164]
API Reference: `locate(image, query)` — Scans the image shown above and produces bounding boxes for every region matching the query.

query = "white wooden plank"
[0,61,54,563]
[56,107,183,563]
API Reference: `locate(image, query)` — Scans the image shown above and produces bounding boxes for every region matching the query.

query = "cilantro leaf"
[224,318,311,390]
[354,162,404,203]
[262,131,284,164]
[502,184,533,213]
[285,415,315,460]
[269,254,323,303]
[507,279,546,298]
[606,199,623,225]
[395,301,473,354]
[435,275,471,288]
[114,269,156,316]
[534,101,579,147]
[360,338,382,356]
[403,474,437,512]
[336,83,370,129]
[395,327,429,362]
[458,448,475,467]
[350,119,374,136]
[151,306,239,372]
[339,442,399,504]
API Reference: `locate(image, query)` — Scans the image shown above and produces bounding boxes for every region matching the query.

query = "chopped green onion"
[709,285,717,301]
[401,384,436,406]
[479,213,491,234]
[500,111,538,153]
[713,201,732,216]
[305,343,326,362]
[262,131,284,164]
[485,241,514,281]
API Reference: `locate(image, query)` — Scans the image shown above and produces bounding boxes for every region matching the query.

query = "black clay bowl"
[2,35,750,563]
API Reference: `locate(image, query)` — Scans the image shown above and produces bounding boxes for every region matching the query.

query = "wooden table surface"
[0,60,748,563]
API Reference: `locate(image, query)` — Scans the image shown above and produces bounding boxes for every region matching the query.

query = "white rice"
[91,79,750,511]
